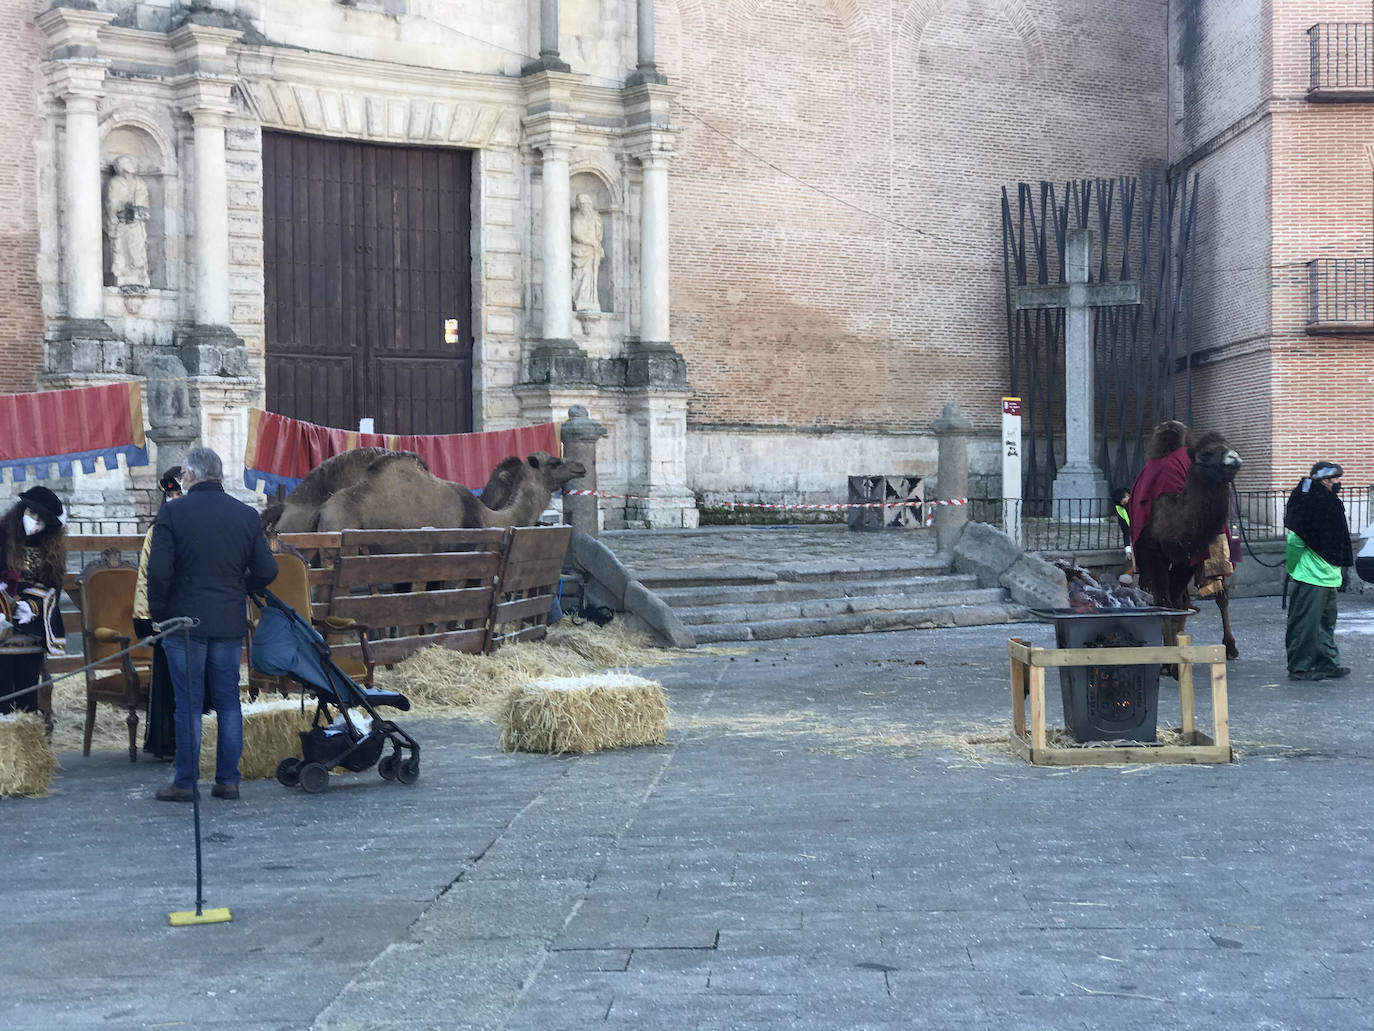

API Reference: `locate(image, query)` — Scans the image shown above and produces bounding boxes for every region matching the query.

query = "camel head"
[526,450,586,492]
[1188,431,1242,484]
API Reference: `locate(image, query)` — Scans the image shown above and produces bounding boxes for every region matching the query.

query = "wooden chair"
[248,550,374,697]
[79,564,151,761]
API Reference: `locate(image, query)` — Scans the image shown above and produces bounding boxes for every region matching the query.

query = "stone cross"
[1015,228,1140,513]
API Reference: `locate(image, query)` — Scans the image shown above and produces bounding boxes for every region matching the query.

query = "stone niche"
[100,120,177,312]
[569,168,618,342]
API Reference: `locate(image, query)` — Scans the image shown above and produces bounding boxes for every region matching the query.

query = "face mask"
[22,514,43,537]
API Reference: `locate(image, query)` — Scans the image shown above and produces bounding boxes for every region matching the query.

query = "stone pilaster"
[523,0,571,74]
[627,0,667,86]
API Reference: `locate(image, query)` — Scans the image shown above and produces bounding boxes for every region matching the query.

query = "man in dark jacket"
[1284,461,1353,681]
[147,446,277,800]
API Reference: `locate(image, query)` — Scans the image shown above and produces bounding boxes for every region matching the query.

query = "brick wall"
[0,0,45,395]
[663,0,1168,447]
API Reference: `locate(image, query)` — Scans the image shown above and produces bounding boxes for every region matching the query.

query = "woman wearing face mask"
[0,485,68,714]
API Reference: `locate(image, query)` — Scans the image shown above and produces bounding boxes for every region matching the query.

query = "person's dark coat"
[146,481,277,638]
[1285,478,1353,569]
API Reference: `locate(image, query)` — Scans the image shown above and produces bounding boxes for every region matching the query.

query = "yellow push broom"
[163,619,232,927]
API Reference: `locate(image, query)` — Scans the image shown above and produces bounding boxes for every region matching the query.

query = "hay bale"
[0,712,57,797]
[498,673,667,755]
[200,699,315,780]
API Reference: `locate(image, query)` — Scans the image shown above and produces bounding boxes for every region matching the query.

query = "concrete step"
[690,602,1033,643]
[637,557,950,590]
[674,586,1010,626]
[652,573,984,608]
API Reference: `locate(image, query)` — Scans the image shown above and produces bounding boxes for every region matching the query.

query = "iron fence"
[971,490,1373,554]
[1308,258,1374,326]
[1309,22,1374,91]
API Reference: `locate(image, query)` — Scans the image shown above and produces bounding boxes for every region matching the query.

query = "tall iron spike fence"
[1309,23,1374,91]
[970,491,1374,554]
[1001,175,1200,502]
[1307,258,1374,325]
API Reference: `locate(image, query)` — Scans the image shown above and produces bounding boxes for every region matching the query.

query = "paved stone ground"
[4,593,1374,1030]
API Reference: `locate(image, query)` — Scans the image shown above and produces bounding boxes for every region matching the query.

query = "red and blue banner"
[243,409,561,495]
[0,382,148,482]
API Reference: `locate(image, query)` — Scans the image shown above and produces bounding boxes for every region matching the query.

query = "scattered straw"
[375,620,675,722]
[498,674,668,755]
[670,711,1014,764]
[0,712,57,797]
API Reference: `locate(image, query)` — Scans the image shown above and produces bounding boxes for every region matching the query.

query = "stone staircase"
[597,525,1030,643]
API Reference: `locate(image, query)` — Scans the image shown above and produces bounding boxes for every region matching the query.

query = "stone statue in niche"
[570,193,604,313]
[143,354,197,440]
[104,155,151,294]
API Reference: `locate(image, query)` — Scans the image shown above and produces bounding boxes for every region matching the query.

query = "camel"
[263,448,585,533]
[1133,427,1243,655]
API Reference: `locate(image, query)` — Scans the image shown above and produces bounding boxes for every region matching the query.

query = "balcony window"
[1308,23,1374,97]
[1307,259,1374,334]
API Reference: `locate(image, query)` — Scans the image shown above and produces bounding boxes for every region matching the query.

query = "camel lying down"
[262,447,585,533]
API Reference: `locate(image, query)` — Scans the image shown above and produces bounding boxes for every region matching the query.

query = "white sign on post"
[1002,397,1022,546]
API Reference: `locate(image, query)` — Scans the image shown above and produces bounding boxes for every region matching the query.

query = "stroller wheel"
[378,753,399,781]
[275,758,301,788]
[299,762,329,794]
[397,756,420,785]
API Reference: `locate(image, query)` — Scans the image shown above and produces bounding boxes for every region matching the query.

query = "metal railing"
[1309,23,1374,91]
[972,490,1372,554]
[1307,259,1374,326]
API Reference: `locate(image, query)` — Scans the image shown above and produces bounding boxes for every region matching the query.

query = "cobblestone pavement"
[4,593,1374,1030]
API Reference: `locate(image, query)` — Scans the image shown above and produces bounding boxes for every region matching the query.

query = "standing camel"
[1131,427,1243,653]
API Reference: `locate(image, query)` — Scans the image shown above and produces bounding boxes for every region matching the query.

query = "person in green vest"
[1110,486,1134,577]
[1284,461,1353,681]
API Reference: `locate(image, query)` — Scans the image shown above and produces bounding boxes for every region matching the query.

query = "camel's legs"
[1215,584,1239,660]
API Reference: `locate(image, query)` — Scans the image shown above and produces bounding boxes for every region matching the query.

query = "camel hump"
[1146,420,1190,460]
[288,447,429,508]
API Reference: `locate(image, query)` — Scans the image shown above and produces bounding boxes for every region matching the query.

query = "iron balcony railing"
[1309,23,1374,92]
[970,491,1372,554]
[1307,258,1374,328]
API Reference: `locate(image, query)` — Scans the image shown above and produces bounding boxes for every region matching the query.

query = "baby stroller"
[250,590,419,793]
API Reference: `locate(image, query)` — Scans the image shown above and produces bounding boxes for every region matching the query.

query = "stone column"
[189,105,232,328]
[62,90,105,322]
[561,405,607,536]
[524,0,571,74]
[639,152,672,350]
[629,0,667,85]
[540,142,574,348]
[931,402,972,556]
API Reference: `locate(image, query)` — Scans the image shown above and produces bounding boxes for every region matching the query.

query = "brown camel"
[263,448,585,532]
[1134,428,1243,654]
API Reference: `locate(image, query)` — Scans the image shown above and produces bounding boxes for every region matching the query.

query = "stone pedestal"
[561,405,607,537]
[176,324,250,378]
[931,402,972,556]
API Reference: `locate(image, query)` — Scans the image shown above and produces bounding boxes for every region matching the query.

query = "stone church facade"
[0,0,1367,529]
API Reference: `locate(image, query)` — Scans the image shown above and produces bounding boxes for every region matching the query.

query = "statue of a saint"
[570,193,604,313]
[104,155,151,292]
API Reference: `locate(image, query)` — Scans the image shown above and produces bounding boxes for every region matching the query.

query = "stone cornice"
[46,58,108,100]
[35,6,114,54]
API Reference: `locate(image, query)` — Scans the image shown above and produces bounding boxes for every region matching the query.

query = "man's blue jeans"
[161,634,244,790]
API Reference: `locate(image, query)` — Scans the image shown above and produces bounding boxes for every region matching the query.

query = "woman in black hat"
[0,485,68,714]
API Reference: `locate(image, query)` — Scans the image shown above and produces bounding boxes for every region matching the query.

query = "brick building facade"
[1174,0,1374,493]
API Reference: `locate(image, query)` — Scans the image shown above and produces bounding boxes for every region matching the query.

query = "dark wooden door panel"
[262,132,473,434]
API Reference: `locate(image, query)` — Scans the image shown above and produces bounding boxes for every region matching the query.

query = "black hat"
[158,466,183,495]
[18,485,63,525]
[1310,461,1343,480]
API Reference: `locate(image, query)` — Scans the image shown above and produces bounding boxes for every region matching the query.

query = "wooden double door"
[263,131,473,434]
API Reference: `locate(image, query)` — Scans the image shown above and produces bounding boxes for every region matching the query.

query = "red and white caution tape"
[563,488,967,515]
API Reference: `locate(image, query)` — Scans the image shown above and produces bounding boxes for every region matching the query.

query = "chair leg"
[83,696,96,757]
[125,706,139,762]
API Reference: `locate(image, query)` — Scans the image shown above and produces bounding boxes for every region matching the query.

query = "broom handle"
[175,622,205,917]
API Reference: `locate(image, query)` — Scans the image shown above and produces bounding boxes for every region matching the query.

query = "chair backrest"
[258,551,312,621]
[81,566,151,667]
